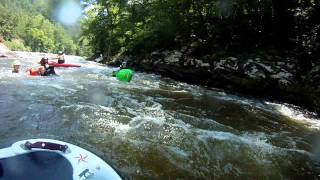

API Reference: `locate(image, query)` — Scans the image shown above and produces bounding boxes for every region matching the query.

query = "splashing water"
[0,53,320,178]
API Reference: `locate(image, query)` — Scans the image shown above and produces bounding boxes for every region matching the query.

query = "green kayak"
[115,69,133,82]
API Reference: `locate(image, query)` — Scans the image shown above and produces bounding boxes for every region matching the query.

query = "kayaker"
[112,61,127,77]
[39,57,57,76]
[26,57,56,76]
[120,61,127,69]
[12,60,21,73]
[56,51,65,64]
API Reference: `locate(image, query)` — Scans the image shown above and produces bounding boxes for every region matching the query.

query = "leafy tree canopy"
[0,0,89,55]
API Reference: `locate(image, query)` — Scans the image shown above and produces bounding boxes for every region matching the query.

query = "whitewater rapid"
[0,52,319,178]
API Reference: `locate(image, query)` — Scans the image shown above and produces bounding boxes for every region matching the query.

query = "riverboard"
[0,139,122,180]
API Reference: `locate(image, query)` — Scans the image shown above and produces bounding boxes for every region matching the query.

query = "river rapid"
[1,52,320,179]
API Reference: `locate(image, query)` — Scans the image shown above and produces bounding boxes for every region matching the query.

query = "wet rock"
[190,59,195,66]
[151,50,164,59]
[153,60,161,65]
[162,50,171,57]
[183,58,195,67]
[94,54,103,62]
[214,57,238,72]
[310,65,320,74]
[270,71,294,85]
[305,65,320,86]
[181,46,188,52]
[108,49,320,114]
[255,63,274,73]
[142,58,150,63]
[164,51,182,64]
[243,63,266,79]
[230,57,237,61]
[195,59,210,68]
[200,62,210,68]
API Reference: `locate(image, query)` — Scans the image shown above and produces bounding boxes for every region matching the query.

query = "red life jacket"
[28,67,43,76]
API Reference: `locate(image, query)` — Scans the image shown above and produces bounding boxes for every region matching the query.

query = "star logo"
[74,154,88,164]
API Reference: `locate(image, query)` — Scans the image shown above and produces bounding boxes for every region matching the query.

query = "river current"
[0,52,320,179]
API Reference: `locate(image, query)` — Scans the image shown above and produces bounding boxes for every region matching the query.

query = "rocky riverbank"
[106,48,320,114]
[0,43,17,58]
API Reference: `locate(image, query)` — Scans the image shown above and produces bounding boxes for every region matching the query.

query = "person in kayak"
[56,51,65,64]
[112,61,127,77]
[39,57,57,76]
[26,57,56,76]
[12,60,21,73]
[28,57,57,76]
[112,61,133,82]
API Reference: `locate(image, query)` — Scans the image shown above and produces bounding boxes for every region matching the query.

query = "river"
[0,52,320,179]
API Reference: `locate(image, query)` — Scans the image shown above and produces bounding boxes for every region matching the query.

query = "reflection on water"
[0,54,320,178]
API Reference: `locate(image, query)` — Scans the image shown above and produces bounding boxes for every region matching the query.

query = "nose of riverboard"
[0,139,122,180]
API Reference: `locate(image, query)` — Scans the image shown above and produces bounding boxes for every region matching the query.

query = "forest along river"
[0,52,320,179]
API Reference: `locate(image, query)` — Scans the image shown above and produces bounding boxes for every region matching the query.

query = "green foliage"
[4,39,31,51]
[81,0,178,58]
[0,6,17,40]
[81,0,320,61]
[77,37,93,57]
[0,0,80,55]
[81,0,274,58]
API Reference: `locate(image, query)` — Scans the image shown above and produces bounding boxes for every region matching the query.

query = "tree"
[0,0,80,55]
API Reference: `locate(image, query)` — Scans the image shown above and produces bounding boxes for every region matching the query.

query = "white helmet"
[12,60,21,66]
